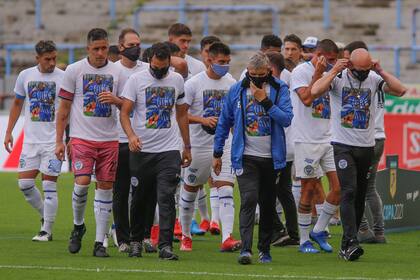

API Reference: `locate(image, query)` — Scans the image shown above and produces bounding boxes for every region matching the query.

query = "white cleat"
[32,231,52,242]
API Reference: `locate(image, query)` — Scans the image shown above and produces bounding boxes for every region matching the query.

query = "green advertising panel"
[384,84,420,114]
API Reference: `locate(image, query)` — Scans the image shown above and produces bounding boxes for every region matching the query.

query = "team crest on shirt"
[304,165,315,176]
[48,159,62,173]
[19,158,26,168]
[188,174,197,183]
[74,161,83,171]
[131,177,139,187]
[338,159,348,169]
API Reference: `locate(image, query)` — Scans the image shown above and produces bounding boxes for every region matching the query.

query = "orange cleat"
[150,224,159,247]
[174,218,182,237]
[199,219,210,232]
[209,221,220,235]
[180,235,192,251]
[220,235,242,252]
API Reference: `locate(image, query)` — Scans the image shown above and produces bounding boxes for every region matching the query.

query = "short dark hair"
[87,28,108,43]
[150,42,171,61]
[118,28,140,44]
[284,34,302,48]
[200,35,221,50]
[141,47,153,63]
[35,40,57,55]
[108,45,120,55]
[168,23,192,37]
[208,42,230,57]
[265,51,285,73]
[164,41,181,55]
[344,41,369,53]
[317,39,339,54]
[261,34,282,50]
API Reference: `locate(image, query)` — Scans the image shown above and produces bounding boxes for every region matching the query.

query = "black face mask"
[150,65,169,80]
[351,69,370,82]
[246,72,268,88]
[121,46,141,62]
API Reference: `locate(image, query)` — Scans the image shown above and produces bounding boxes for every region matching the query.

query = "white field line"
[0,265,419,280]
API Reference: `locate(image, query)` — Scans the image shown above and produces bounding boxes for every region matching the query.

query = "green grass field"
[1,172,420,280]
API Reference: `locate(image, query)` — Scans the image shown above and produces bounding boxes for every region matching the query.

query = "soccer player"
[112,28,149,253]
[283,34,303,70]
[302,36,319,61]
[4,40,63,242]
[290,39,341,254]
[180,42,241,252]
[56,28,122,257]
[168,23,206,78]
[120,42,191,260]
[311,48,407,261]
[213,52,293,264]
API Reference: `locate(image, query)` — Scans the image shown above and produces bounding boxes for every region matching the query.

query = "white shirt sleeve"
[184,79,195,106]
[14,71,26,98]
[121,75,137,102]
[60,64,77,93]
[290,67,310,92]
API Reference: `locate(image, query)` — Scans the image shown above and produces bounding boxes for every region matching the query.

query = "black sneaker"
[270,229,288,245]
[273,235,300,247]
[339,244,364,261]
[68,224,86,254]
[159,246,179,260]
[129,241,143,257]
[143,239,157,253]
[93,242,110,257]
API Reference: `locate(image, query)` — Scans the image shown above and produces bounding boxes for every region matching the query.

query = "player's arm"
[4,96,25,153]
[312,58,348,98]
[372,60,407,97]
[98,92,123,108]
[55,93,73,161]
[176,102,192,167]
[171,56,189,79]
[120,98,142,152]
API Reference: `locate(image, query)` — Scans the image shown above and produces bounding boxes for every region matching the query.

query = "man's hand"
[4,133,14,153]
[332,58,349,74]
[55,141,66,161]
[181,148,192,168]
[372,59,384,75]
[128,134,142,152]
[314,55,327,76]
[202,116,218,128]
[212,157,222,176]
[250,82,267,102]
[98,91,120,105]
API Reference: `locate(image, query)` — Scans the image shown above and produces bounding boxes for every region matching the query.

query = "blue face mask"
[211,63,230,77]
[326,62,334,72]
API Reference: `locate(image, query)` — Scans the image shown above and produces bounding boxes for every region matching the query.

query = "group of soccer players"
[4,22,408,264]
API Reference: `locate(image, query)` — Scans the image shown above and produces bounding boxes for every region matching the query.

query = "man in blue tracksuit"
[212,52,293,265]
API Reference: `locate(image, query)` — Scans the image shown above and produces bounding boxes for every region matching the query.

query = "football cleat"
[68,224,86,254]
[209,221,220,235]
[258,251,272,263]
[32,231,52,242]
[174,219,182,237]
[310,230,333,252]
[129,241,142,257]
[199,219,210,232]
[180,235,192,251]
[220,235,242,252]
[150,224,160,247]
[159,246,179,261]
[238,251,252,265]
[93,242,109,257]
[299,240,320,254]
[191,220,205,236]
[143,239,157,253]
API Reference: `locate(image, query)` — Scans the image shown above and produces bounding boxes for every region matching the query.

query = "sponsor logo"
[338,159,347,169]
[390,168,397,199]
[131,177,139,187]
[304,165,314,176]
[383,203,404,221]
[403,122,420,168]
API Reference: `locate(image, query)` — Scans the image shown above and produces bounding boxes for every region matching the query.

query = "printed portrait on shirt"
[312,94,331,119]
[82,74,113,118]
[340,87,372,129]
[28,81,56,122]
[203,89,227,118]
[145,86,175,129]
[245,94,271,136]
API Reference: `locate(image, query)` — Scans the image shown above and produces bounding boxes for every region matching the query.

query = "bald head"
[350,48,372,70]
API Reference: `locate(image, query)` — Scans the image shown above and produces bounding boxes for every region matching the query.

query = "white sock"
[210,188,219,223]
[153,203,159,225]
[313,201,338,233]
[197,187,210,221]
[276,198,283,221]
[41,180,58,234]
[94,189,113,243]
[292,180,301,207]
[18,179,44,218]
[72,184,88,225]
[218,186,234,242]
[179,187,197,238]
[315,203,324,218]
[298,212,312,245]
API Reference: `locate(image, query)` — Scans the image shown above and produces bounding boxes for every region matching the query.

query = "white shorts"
[19,143,62,176]
[184,147,235,187]
[294,142,335,179]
